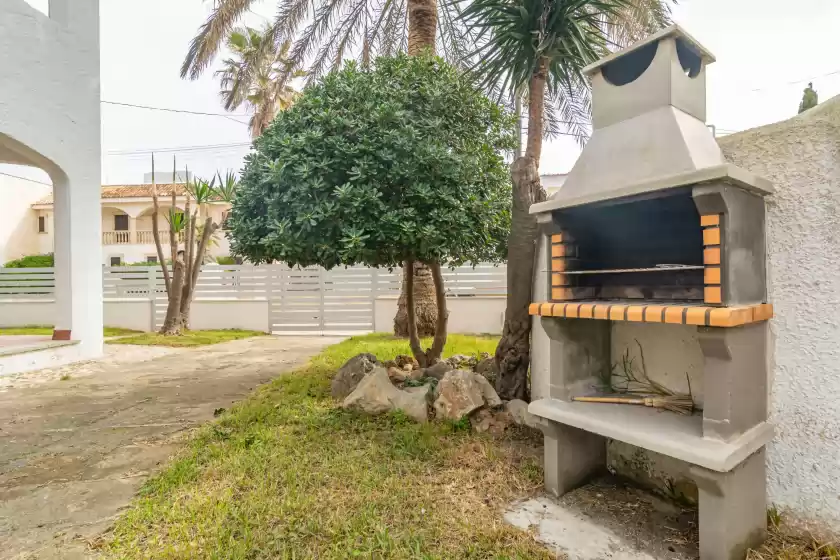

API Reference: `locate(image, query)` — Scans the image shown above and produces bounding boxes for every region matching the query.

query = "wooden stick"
[573,396,646,405]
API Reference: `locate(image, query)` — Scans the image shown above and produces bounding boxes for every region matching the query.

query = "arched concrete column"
[0,132,103,352]
[50,165,103,350]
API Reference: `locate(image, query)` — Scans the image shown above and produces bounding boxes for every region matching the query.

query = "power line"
[101,100,250,124]
[749,68,840,92]
[0,171,52,186]
[106,141,252,156]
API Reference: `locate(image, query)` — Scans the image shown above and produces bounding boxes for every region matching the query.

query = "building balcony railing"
[103,230,185,245]
[103,231,130,245]
[136,230,182,244]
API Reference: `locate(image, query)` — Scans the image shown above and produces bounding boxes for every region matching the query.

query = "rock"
[446,354,478,370]
[394,354,418,369]
[342,368,429,423]
[433,370,487,420]
[475,357,499,385]
[506,399,539,429]
[422,361,453,380]
[471,408,514,436]
[388,366,409,383]
[473,372,502,408]
[331,352,378,400]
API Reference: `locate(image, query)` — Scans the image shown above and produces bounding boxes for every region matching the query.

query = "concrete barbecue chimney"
[548,25,727,209]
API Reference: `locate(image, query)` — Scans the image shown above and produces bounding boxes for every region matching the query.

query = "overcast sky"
[12,0,840,185]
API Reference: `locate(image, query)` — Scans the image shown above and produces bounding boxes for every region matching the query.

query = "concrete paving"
[0,336,341,559]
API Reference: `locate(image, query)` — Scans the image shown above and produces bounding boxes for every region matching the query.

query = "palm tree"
[181,0,477,84]
[183,0,456,339]
[461,0,672,400]
[215,24,303,138]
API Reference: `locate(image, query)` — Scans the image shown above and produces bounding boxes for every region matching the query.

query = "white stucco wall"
[103,300,154,332]
[191,300,270,332]
[0,174,51,263]
[0,0,103,358]
[719,98,840,534]
[375,296,505,334]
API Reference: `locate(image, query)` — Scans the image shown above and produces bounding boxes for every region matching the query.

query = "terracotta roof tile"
[33,183,189,205]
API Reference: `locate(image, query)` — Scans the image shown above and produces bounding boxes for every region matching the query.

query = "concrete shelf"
[529,398,774,473]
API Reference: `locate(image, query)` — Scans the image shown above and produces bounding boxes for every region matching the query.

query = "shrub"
[3,254,54,268]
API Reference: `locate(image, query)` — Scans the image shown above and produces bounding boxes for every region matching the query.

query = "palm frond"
[181,0,257,80]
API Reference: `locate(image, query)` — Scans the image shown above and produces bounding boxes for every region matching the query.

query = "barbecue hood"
[532,25,772,213]
[528,24,775,324]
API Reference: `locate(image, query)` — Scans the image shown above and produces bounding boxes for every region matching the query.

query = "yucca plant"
[214,170,239,204]
[460,0,673,400]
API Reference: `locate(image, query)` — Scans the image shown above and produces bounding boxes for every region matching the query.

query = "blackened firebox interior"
[556,188,705,303]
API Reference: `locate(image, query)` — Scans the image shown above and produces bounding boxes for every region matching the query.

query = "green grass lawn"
[110,329,266,348]
[0,326,141,337]
[105,333,551,559]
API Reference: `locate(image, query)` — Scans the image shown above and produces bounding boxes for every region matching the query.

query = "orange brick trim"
[704,267,721,285]
[549,232,577,299]
[529,302,773,328]
[703,247,721,265]
[700,214,720,227]
[703,227,721,246]
[704,286,722,304]
[701,214,724,305]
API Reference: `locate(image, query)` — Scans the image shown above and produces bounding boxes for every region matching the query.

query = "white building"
[541,173,567,197]
[28,182,233,265]
[0,0,103,362]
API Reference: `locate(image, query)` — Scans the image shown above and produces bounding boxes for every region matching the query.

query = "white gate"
[267,265,397,335]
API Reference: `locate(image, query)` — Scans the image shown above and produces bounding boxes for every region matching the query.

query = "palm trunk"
[404,259,449,367]
[395,0,439,338]
[394,262,438,337]
[407,0,436,55]
[494,60,548,401]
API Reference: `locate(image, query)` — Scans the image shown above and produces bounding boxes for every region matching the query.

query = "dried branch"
[149,154,171,294]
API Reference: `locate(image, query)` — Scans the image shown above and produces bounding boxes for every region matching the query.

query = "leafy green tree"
[799,82,818,114]
[215,24,303,138]
[226,53,514,365]
[461,0,672,400]
[182,0,460,341]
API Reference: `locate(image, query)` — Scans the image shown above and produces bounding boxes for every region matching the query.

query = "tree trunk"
[161,259,186,335]
[425,261,448,364]
[407,0,436,55]
[494,65,548,401]
[404,259,448,367]
[394,261,438,337]
[393,0,439,338]
[404,258,426,365]
[525,57,548,163]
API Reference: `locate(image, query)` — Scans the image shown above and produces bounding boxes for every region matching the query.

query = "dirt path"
[0,336,341,559]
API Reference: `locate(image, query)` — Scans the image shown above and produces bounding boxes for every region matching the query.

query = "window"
[38,216,46,233]
[109,256,122,266]
[146,256,158,264]
[114,214,129,231]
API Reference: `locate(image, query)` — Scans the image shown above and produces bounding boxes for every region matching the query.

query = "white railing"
[103,231,131,245]
[136,230,183,244]
[0,267,56,300]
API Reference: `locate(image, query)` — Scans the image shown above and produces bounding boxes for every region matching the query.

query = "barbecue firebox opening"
[553,188,705,303]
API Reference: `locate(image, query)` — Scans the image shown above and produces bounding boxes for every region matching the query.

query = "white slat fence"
[0,263,506,334]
